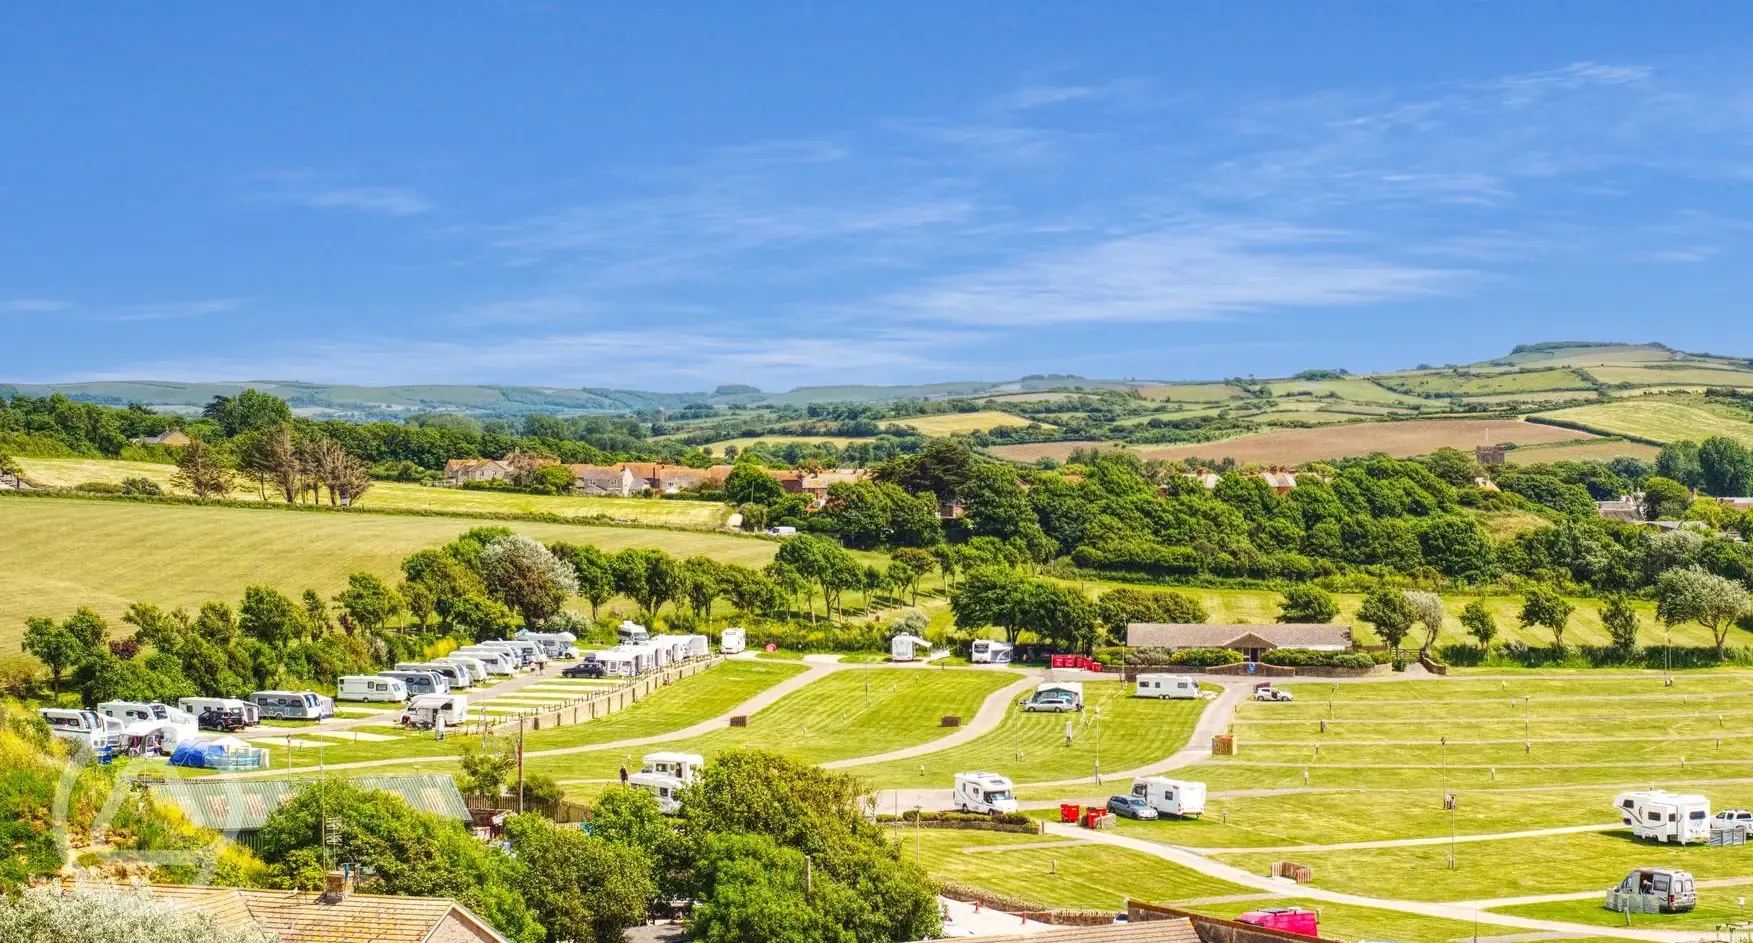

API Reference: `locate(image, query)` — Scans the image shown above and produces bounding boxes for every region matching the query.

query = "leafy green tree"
[1096,588,1208,636]
[721,566,782,619]
[613,548,684,619]
[1519,584,1576,650]
[515,463,576,496]
[169,435,235,499]
[1655,441,1703,490]
[1601,593,1641,655]
[0,886,275,943]
[447,593,521,640]
[336,572,403,632]
[1699,436,1753,497]
[1357,587,1415,654]
[1640,476,1693,521]
[22,616,89,695]
[1657,565,1753,660]
[681,556,726,623]
[550,542,617,619]
[1277,585,1337,623]
[1459,600,1497,651]
[950,565,1029,643]
[238,585,303,645]
[459,740,517,799]
[1424,447,1483,486]
[203,388,292,437]
[888,547,936,606]
[481,535,579,625]
[725,464,783,505]
[1404,590,1445,655]
[506,814,654,943]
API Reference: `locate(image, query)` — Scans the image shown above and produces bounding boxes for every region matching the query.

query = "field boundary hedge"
[1522,414,1666,447]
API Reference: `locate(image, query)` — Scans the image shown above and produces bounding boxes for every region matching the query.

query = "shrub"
[1165,647,1241,667]
[119,477,165,496]
[1259,648,1375,669]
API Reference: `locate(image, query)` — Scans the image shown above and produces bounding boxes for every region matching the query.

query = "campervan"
[440,655,491,683]
[1135,674,1200,700]
[177,697,259,727]
[1607,868,1697,914]
[629,751,703,814]
[517,630,581,660]
[1616,791,1712,844]
[1023,681,1084,712]
[251,690,327,720]
[338,675,409,703]
[398,661,472,690]
[1130,777,1206,818]
[970,640,1014,665]
[720,627,747,654]
[890,634,932,662]
[618,621,650,644]
[380,670,448,696]
[401,693,468,729]
[453,647,519,675]
[952,772,1018,816]
[1236,908,1318,937]
[40,708,117,755]
[96,701,198,746]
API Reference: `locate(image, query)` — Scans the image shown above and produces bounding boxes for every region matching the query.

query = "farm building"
[1181,470,1299,494]
[144,878,510,943]
[1596,496,1643,522]
[569,463,642,496]
[127,429,192,447]
[146,774,470,851]
[1126,623,1353,662]
[443,457,511,484]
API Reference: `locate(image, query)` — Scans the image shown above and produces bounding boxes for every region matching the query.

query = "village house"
[144,876,510,943]
[1126,622,1353,663]
[128,429,191,447]
[569,464,642,497]
[1596,496,1644,522]
[442,457,511,484]
[1180,469,1299,494]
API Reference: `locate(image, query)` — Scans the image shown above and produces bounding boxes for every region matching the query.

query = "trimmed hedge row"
[1121,646,1374,669]
[1440,641,1753,669]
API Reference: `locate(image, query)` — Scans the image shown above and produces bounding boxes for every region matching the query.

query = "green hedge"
[1440,642,1753,669]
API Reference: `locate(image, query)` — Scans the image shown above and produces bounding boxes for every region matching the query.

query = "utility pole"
[517,715,526,814]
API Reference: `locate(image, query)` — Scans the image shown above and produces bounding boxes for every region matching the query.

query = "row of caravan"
[951,772,1207,819]
[337,639,551,703]
[588,633,711,677]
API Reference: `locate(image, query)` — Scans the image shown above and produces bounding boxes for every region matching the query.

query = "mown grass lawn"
[1185,897,1525,943]
[525,667,1016,781]
[1493,892,1753,933]
[849,680,1205,789]
[905,829,1248,910]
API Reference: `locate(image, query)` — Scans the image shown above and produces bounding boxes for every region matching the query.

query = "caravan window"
[1621,799,1636,810]
[1652,874,1671,892]
[1131,783,1148,798]
[1689,810,1707,821]
[1646,810,1661,822]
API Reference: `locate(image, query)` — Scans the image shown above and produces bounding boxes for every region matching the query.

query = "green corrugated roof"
[148,774,471,832]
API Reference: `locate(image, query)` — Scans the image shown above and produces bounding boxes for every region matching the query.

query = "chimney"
[321,870,350,903]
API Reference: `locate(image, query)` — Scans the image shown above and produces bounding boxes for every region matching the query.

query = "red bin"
[1059,803,1081,823]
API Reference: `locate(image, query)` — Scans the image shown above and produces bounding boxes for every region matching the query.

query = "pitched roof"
[148,774,470,832]
[1126,623,1352,650]
[146,884,508,943]
[953,920,1200,943]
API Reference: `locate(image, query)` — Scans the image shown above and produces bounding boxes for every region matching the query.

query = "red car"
[1236,907,1318,937]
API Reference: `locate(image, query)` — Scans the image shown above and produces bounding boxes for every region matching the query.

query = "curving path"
[822,675,1039,770]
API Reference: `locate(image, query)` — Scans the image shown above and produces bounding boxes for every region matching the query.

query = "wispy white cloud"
[1650,246,1720,263]
[0,298,72,313]
[95,298,246,322]
[255,172,432,216]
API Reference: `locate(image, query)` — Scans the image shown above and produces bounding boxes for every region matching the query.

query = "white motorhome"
[629,751,704,814]
[41,708,117,753]
[177,697,260,726]
[890,633,932,662]
[720,627,747,654]
[338,675,409,703]
[454,647,519,675]
[398,661,472,689]
[97,701,198,746]
[1615,790,1712,844]
[618,621,650,644]
[970,640,1014,665]
[1130,777,1207,818]
[518,630,581,660]
[1135,674,1200,700]
[440,655,491,682]
[401,693,468,729]
[953,772,1019,815]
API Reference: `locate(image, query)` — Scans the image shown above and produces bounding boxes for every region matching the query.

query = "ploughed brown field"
[987,418,1596,465]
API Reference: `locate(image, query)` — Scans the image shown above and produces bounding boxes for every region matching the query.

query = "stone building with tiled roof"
[1126,623,1353,661]
[146,879,509,943]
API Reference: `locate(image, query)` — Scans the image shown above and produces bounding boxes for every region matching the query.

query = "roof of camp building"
[145,884,509,943]
[945,919,1201,943]
[148,774,469,832]
[1126,622,1353,650]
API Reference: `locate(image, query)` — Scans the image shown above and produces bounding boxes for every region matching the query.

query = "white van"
[1616,791,1712,844]
[399,662,472,689]
[40,708,117,753]
[1131,777,1206,818]
[1135,674,1200,700]
[440,655,490,682]
[971,640,1014,664]
[401,693,468,729]
[338,675,409,703]
[618,621,650,644]
[629,751,703,814]
[720,627,747,654]
[953,772,1019,815]
[177,696,260,726]
[97,701,198,746]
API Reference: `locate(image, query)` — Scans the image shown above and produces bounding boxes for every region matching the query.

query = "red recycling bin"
[1083,808,1106,829]
[1089,662,1103,673]
[1059,803,1081,823]
[1050,654,1069,669]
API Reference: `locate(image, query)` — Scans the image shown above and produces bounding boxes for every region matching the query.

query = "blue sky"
[3,4,1752,392]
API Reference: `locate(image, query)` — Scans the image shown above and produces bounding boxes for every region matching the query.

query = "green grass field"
[1536,398,1753,447]
[698,435,874,451]
[1264,378,1427,406]
[1502,439,1662,465]
[0,497,778,650]
[1388,369,1597,397]
[524,667,1017,781]
[849,680,1206,788]
[1493,893,1753,933]
[1135,383,1245,403]
[906,829,1249,910]
[13,457,731,527]
[1589,364,1753,387]
[899,411,1051,435]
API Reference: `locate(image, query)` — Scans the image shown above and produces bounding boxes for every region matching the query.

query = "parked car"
[195,707,248,731]
[1023,692,1080,713]
[1236,908,1319,937]
[1714,809,1753,826]
[563,660,606,679]
[1254,686,1294,702]
[1606,868,1696,914]
[1106,795,1158,820]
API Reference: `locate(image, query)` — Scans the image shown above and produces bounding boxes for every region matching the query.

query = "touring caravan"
[97,701,198,746]
[1135,674,1200,700]
[41,708,118,756]
[1615,790,1712,844]
[379,670,448,696]
[401,693,468,729]
[454,647,519,675]
[890,633,932,662]
[398,661,472,689]
[338,675,409,703]
[440,655,491,683]
[517,630,581,660]
[618,621,650,644]
[720,627,747,654]
[953,772,1019,815]
[629,751,703,814]
[474,640,541,669]
[177,697,259,727]
[970,640,1014,664]
[251,690,327,720]
[1130,777,1207,818]
[594,648,643,677]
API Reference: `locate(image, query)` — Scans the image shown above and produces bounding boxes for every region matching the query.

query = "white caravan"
[1130,777,1207,818]
[1616,791,1712,844]
[594,648,643,677]
[398,661,473,690]
[401,693,469,729]
[41,708,118,752]
[720,627,747,654]
[454,647,519,675]
[440,655,491,682]
[890,633,932,662]
[970,640,1014,665]
[338,675,409,703]
[1135,674,1200,700]
[379,669,448,696]
[952,772,1019,815]
[97,701,198,746]
[618,621,650,644]
[475,640,542,669]
[629,751,704,814]
[518,630,581,660]
[177,696,260,725]
[250,690,327,720]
